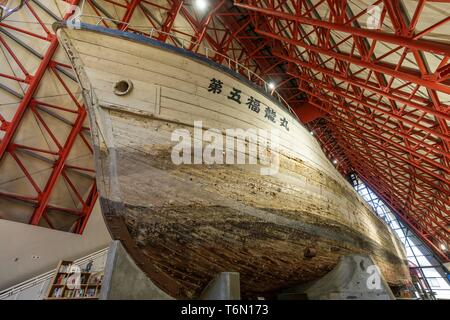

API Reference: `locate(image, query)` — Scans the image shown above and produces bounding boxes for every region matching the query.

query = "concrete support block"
[200,272,241,300]
[278,254,395,300]
[100,241,173,300]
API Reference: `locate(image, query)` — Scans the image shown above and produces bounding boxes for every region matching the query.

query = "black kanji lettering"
[264,106,276,123]
[280,117,289,131]
[246,96,261,113]
[208,78,223,94]
[227,87,242,104]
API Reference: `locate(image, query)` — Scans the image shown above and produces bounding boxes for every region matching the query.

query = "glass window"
[428,278,440,288]
[349,174,450,299]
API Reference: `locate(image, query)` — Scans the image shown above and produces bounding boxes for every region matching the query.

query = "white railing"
[0,247,109,300]
[77,14,299,121]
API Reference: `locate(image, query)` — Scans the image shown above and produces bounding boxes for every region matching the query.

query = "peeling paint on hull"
[56,23,411,299]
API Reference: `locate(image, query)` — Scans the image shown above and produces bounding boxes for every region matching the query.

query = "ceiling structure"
[0,0,449,261]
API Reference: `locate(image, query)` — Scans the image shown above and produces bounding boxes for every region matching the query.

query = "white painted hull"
[56,24,410,298]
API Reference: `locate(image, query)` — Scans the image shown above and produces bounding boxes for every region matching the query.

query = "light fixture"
[440,243,447,251]
[310,131,314,135]
[268,82,275,90]
[195,0,208,11]
[333,159,338,164]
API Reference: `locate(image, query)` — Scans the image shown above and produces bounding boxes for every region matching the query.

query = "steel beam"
[234,1,450,56]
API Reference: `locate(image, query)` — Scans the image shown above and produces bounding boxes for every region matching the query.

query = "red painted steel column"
[118,0,141,30]
[159,0,184,42]
[28,106,87,226]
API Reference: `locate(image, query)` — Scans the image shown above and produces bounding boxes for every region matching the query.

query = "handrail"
[0,247,109,300]
[77,14,300,122]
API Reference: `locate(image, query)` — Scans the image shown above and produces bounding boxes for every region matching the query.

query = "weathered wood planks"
[56,24,411,299]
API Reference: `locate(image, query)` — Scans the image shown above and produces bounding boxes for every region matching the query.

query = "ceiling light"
[268,82,275,90]
[310,131,314,135]
[195,0,208,11]
[440,243,447,251]
[333,159,338,164]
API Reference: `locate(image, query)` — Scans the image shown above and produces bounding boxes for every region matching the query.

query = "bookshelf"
[45,260,103,300]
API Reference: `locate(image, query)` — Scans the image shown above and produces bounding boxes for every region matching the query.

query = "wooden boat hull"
[55,23,411,299]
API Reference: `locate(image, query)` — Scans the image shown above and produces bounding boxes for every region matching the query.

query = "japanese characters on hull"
[56,24,411,299]
[208,78,289,131]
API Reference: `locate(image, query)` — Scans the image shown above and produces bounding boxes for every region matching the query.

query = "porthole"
[113,79,133,96]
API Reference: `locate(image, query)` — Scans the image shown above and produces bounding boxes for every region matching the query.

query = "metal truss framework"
[0,0,98,233]
[234,0,450,261]
[0,0,449,261]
